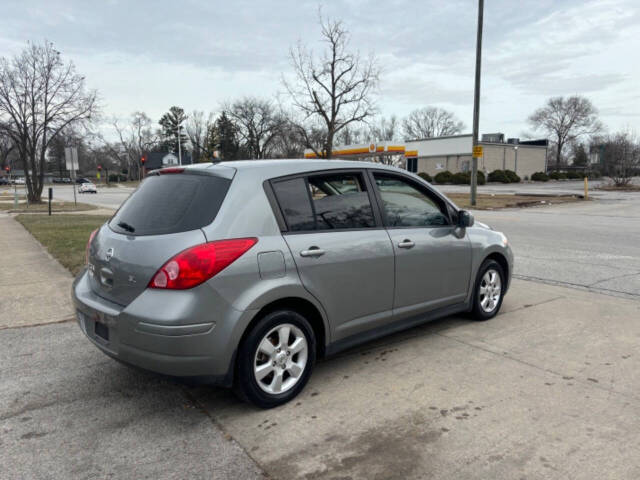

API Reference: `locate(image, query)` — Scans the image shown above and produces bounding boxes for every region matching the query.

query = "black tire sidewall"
[236,309,316,408]
[472,259,505,320]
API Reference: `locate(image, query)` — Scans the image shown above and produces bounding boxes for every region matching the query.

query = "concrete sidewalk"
[0,213,75,329]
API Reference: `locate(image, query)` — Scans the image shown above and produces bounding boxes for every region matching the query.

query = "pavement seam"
[180,388,270,478]
[0,316,75,331]
[588,271,640,287]
[516,253,640,270]
[513,274,640,301]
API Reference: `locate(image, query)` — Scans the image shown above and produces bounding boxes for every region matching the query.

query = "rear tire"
[471,259,505,321]
[234,309,316,408]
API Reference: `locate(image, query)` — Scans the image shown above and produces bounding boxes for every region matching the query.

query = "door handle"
[398,239,415,249]
[300,247,325,257]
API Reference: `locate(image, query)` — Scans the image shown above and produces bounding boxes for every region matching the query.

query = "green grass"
[0,201,96,212]
[15,214,112,275]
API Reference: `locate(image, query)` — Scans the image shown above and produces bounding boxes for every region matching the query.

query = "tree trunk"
[325,133,333,159]
[555,141,562,171]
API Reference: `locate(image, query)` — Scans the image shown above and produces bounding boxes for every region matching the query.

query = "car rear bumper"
[71,268,256,385]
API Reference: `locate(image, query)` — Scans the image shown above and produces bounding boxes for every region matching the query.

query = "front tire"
[471,259,505,321]
[235,309,316,408]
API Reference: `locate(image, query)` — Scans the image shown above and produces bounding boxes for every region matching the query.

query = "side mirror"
[458,210,474,228]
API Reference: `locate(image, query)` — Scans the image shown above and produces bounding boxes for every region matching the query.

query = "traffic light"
[141,155,146,165]
[97,165,102,171]
[4,166,9,173]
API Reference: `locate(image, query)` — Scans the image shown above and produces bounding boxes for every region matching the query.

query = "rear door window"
[109,173,230,236]
[272,172,376,231]
[308,174,375,230]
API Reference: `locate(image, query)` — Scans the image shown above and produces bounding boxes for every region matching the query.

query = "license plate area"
[95,321,109,341]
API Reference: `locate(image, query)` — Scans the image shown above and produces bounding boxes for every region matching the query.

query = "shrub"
[549,171,567,180]
[417,172,432,183]
[488,169,510,183]
[531,171,549,182]
[451,172,469,184]
[108,173,127,183]
[504,169,521,183]
[434,170,453,184]
[566,171,582,179]
[440,171,486,185]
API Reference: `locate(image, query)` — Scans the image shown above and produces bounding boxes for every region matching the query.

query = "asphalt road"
[0,322,264,480]
[442,181,640,299]
[51,184,134,210]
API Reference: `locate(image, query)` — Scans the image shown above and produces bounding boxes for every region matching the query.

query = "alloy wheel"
[253,323,308,395]
[479,269,502,313]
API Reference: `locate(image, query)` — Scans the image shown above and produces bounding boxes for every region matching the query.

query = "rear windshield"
[109,173,230,236]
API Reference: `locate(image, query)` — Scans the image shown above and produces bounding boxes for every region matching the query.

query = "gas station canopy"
[304,141,406,159]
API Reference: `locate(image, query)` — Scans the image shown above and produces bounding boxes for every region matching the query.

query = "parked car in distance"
[73,160,513,408]
[76,177,92,184]
[0,177,9,185]
[54,177,73,184]
[78,181,97,194]
[13,177,25,185]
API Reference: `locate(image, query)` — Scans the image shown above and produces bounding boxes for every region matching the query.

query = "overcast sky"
[1,0,639,141]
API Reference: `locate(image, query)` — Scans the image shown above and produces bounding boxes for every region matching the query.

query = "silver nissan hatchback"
[72,160,512,408]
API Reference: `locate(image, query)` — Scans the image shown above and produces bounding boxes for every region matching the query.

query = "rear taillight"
[86,228,98,264]
[149,238,258,290]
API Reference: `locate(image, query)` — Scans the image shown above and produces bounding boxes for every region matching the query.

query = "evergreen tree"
[158,106,188,153]
[215,112,239,160]
[572,143,589,166]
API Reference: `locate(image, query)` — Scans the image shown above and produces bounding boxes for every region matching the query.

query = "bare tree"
[402,107,465,140]
[225,97,285,159]
[0,127,14,173]
[48,126,92,177]
[98,112,158,180]
[283,14,379,158]
[601,131,639,186]
[269,121,306,158]
[529,96,603,171]
[0,41,98,202]
[368,115,399,141]
[335,124,365,146]
[186,110,215,162]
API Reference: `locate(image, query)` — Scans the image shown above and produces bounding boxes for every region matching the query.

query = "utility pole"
[470,0,484,206]
[177,124,183,166]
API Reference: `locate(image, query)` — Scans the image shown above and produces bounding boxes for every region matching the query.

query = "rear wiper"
[117,221,135,233]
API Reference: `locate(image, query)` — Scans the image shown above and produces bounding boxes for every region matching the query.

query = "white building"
[304,134,549,179]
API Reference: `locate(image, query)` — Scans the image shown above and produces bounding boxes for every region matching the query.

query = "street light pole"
[177,125,183,166]
[470,0,484,206]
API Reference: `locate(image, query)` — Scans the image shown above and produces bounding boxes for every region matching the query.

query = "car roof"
[184,158,404,181]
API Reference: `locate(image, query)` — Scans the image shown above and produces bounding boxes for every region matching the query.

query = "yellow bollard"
[584,176,589,200]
